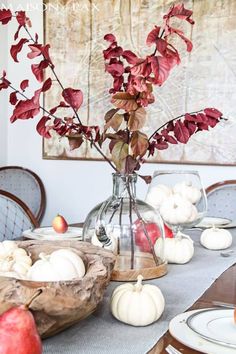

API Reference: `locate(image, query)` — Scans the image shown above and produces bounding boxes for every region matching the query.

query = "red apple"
[52,214,68,233]
[134,220,173,252]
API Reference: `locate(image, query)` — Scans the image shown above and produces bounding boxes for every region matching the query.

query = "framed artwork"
[43,0,236,165]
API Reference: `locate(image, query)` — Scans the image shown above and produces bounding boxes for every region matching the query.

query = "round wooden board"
[111,253,168,281]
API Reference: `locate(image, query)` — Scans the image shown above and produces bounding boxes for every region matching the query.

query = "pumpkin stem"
[135,275,143,291]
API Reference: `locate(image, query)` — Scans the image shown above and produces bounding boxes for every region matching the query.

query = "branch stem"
[148,109,205,141]
[22,25,117,171]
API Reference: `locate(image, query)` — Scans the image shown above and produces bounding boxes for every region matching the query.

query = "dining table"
[41,227,236,354]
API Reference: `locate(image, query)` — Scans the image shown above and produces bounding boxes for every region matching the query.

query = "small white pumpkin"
[0,241,32,276]
[0,240,18,258]
[159,194,198,225]
[155,231,194,264]
[173,181,201,204]
[200,227,232,250]
[110,275,165,326]
[145,184,172,209]
[27,249,85,282]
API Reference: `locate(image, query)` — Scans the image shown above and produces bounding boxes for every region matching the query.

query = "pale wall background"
[0,0,236,225]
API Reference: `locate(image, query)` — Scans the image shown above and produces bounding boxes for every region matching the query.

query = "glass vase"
[146,170,207,235]
[83,173,167,281]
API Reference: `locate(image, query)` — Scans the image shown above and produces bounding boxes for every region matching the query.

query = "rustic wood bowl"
[0,240,116,338]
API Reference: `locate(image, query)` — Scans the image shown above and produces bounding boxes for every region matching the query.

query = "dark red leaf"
[206,117,218,128]
[150,56,171,85]
[20,79,29,91]
[103,46,123,60]
[105,62,124,77]
[169,27,193,52]
[27,44,43,59]
[50,101,70,115]
[174,120,190,143]
[14,12,31,40]
[146,26,161,46]
[0,9,12,25]
[9,92,18,105]
[204,108,222,119]
[36,116,51,138]
[62,88,83,111]
[0,71,11,91]
[131,58,152,77]
[10,88,41,123]
[16,11,31,27]
[41,44,54,67]
[163,3,194,25]
[184,120,197,135]
[197,122,209,131]
[112,76,124,93]
[31,60,49,82]
[104,34,116,43]
[122,50,138,64]
[164,134,177,144]
[42,78,52,92]
[10,38,29,63]
[155,141,169,150]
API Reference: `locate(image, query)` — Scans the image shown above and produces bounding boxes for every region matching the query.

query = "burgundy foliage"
[0,4,224,178]
[148,109,223,156]
[20,79,29,91]
[0,9,12,25]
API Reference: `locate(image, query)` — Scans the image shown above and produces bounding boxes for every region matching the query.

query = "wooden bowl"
[0,240,116,338]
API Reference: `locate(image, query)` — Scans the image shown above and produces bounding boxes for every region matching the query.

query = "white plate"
[196,217,231,228]
[186,308,236,348]
[169,309,236,354]
[23,227,83,241]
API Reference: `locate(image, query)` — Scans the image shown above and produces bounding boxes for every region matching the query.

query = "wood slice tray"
[0,240,116,338]
[111,252,168,281]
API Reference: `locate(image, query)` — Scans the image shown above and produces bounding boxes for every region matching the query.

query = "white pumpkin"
[110,275,165,326]
[155,231,194,264]
[145,184,172,209]
[200,227,232,250]
[0,240,18,258]
[27,249,85,282]
[159,194,198,225]
[173,181,201,204]
[0,241,32,276]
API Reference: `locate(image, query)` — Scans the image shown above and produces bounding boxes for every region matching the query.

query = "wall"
[0,0,8,165]
[2,0,236,225]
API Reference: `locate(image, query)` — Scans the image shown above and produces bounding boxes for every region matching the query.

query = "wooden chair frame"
[0,166,46,223]
[0,189,39,228]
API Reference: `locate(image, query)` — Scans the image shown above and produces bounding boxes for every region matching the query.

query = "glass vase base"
[111,254,167,281]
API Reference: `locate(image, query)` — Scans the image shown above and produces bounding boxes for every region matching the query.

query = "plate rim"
[196,216,232,228]
[23,226,83,240]
[169,309,236,354]
[186,308,236,349]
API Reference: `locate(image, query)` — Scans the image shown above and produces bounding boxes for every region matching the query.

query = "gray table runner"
[43,230,236,354]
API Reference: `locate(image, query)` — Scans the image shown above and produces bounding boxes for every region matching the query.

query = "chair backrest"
[0,190,39,241]
[206,180,236,220]
[0,166,46,223]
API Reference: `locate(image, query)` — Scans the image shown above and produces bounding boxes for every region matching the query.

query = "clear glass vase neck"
[112,173,137,199]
